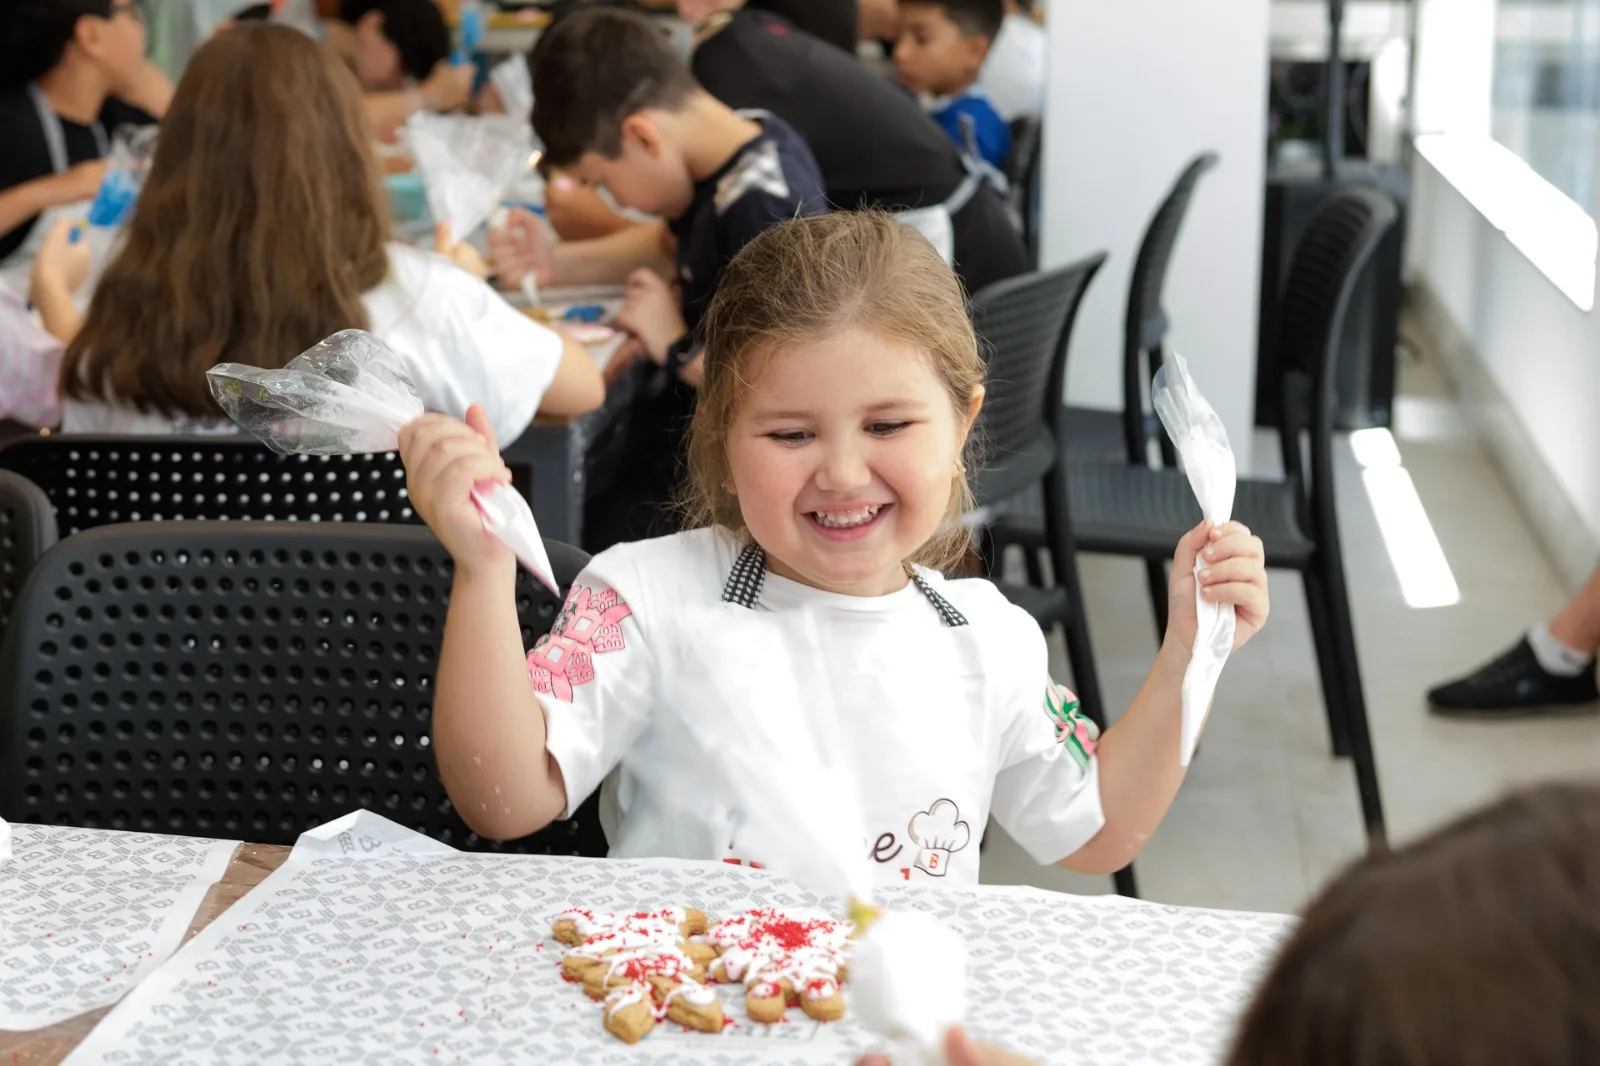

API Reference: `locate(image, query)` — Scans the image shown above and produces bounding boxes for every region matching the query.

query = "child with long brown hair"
[41,21,601,440]
[401,211,1269,882]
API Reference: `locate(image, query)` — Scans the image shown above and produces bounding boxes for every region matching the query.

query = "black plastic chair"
[0,471,57,636]
[970,253,1136,896]
[1004,188,1399,847]
[1005,116,1044,259]
[1067,151,1220,471]
[0,522,608,856]
[0,436,421,536]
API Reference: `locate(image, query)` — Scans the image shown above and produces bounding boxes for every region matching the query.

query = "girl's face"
[726,326,982,598]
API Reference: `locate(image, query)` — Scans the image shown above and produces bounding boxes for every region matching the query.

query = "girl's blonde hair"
[684,212,984,572]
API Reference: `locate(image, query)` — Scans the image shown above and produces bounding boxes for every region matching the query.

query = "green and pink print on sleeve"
[1045,683,1099,771]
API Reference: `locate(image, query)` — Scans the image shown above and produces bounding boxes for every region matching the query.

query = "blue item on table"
[385,173,431,224]
[563,305,606,323]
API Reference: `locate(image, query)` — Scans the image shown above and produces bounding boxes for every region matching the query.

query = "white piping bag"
[1152,351,1237,767]
[206,329,559,595]
[626,603,967,1064]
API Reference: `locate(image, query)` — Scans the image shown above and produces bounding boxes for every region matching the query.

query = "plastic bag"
[406,113,533,243]
[76,124,158,240]
[206,329,559,594]
[487,54,533,122]
[1152,351,1237,767]
[626,604,967,1064]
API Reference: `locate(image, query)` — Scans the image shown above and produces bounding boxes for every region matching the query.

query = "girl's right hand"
[398,406,514,576]
[30,217,93,298]
[487,206,557,290]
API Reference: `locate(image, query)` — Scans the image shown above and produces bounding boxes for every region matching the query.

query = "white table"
[2,816,1294,1065]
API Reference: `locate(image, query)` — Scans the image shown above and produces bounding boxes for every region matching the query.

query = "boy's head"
[1227,781,1600,1066]
[688,212,986,595]
[531,8,702,218]
[337,0,450,90]
[1,0,149,95]
[893,0,1001,97]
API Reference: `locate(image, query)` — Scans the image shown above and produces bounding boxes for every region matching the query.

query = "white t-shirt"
[981,13,1047,122]
[61,243,563,446]
[534,527,1105,887]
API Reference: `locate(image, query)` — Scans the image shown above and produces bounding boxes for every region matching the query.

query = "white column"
[1040,0,1272,465]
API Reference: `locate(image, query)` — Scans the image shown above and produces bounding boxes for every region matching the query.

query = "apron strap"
[28,82,110,175]
[720,543,969,627]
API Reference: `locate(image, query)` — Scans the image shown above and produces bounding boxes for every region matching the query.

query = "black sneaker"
[1428,639,1599,718]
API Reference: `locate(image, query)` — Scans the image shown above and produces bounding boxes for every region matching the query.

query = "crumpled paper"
[406,113,533,242]
[206,329,558,594]
[1152,351,1237,767]
[628,604,968,1064]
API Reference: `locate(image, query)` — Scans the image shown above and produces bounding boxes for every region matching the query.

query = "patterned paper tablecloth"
[61,813,1292,1065]
[0,825,238,1030]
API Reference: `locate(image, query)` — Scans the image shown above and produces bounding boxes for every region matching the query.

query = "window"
[1492,0,1600,215]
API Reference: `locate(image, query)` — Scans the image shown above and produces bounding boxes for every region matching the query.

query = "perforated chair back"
[1269,187,1399,536]
[0,472,57,635]
[974,253,1108,472]
[1120,152,1219,461]
[0,436,419,536]
[0,522,605,855]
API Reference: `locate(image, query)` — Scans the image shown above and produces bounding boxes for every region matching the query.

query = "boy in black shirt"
[0,0,170,268]
[687,5,1028,295]
[489,7,825,549]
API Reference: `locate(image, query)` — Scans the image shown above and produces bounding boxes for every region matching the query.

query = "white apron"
[0,85,106,298]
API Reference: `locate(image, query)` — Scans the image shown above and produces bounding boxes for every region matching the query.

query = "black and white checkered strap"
[721,543,967,627]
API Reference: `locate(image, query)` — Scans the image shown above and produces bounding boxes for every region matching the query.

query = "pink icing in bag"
[206,329,558,594]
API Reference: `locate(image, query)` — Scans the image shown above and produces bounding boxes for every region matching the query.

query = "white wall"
[1040,0,1272,465]
[1404,0,1600,580]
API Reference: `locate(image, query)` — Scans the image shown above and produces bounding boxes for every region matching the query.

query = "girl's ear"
[960,386,986,444]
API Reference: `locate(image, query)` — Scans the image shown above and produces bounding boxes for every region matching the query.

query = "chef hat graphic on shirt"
[908,799,970,878]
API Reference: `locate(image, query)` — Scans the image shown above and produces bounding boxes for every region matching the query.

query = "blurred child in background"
[46,23,600,438]
[0,0,171,283]
[489,7,825,550]
[323,0,473,138]
[894,0,1009,167]
[1226,780,1600,1066]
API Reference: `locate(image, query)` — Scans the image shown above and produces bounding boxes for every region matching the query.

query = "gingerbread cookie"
[553,906,851,1043]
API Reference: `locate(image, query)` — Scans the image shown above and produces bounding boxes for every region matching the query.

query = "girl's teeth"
[813,506,882,529]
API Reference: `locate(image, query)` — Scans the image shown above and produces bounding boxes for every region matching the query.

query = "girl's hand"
[398,405,514,577]
[434,222,490,280]
[1164,520,1269,656]
[30,217,93,299]
[487,206,557,290]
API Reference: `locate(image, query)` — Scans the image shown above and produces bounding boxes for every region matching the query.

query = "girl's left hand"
[30,217,93,299]
[434,222,490,281]
[1164,520,1269,656]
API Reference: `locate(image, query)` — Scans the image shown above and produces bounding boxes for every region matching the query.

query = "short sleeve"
[534,549,656,819]
[368,246,565,447]
[712,136,827,262]
[987,608,1106,864]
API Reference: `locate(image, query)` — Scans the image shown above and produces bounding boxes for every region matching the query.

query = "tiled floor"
[978,338,1600,913]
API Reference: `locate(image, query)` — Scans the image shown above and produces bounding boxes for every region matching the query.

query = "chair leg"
[1302,572,1353,758]
[1025,545,1046,588]
[1043,498,1106,730]
[1319,559,1388,848]
[976,524,999,578]
[1143,558,1169,645]
[1112,863,1138,898]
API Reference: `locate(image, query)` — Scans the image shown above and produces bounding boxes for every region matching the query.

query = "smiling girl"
[400,212,1270,884]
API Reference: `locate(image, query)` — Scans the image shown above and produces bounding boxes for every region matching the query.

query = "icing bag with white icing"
[627,605,968,1062]
[1151,351,1237,767]
[206,329,558,594]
